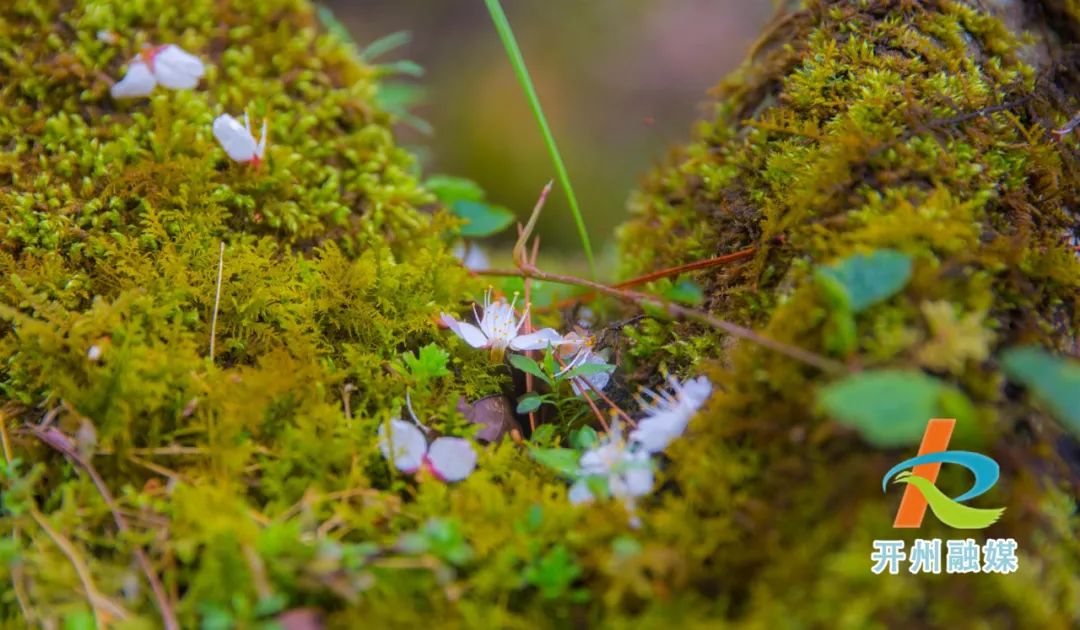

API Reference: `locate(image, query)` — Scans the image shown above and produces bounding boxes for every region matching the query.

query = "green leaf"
[358,30,412,62]
[815,249,913,313]
[562,361,614,381]
[570,426,598,450]
[530,448,580,477]
[452,200,516,237]
[1001,347,1080,436]
[516,393,543,414]
[509,354,552,385]
[522,544,583,600]
[424,175,486,205]
[663,279,704,306]
[818,370,974,448]
[530,424,556,445]
[402,343,450,383]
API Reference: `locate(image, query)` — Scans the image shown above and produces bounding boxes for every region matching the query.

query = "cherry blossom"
[212,113,268,166]
[440,290,562,361]
[378,418,477,482]
[111,45,205,99]
[568,423,654,509]
[629,376,712,453]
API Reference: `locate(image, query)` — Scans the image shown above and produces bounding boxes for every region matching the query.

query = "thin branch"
[209,241,225,361]
[28,506,132,625]
[31,424,179,630]
[477,265,846,374]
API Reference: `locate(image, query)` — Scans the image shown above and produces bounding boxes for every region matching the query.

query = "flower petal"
[152,45,205,89]
[510,328,563,351]
[440,313,489,348]
[110,60,156,99]
[568,479,594,504]
[377,418,427,473]
[629,410,688,453]
[426,437,477,482]
[213,114,259,162]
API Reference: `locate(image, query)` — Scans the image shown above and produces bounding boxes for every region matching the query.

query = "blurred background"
[325,1,774,264]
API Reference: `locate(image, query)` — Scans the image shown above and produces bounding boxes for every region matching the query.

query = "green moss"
[619,0,1080,625]
[3,0,1080,627]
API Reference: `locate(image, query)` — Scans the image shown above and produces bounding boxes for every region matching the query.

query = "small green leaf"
[530,448,580,477]
[452,200,516,237]
[818,370,974,448]
[815,249,913,313]
[516,393,543,414]
[562,361,615,381]
[531,424,556,445]
[509,354,551,385]
[358,30,411,62]
[402,343,450,383]
[570,426,598,450]
[663,279,704,306]
[425,175,485,205]
[1001,347,1080,436]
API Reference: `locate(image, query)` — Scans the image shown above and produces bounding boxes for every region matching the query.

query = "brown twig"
[476,265,846,374]
[553,354,633,428]
[30,424,179,630]
[522,233,541,433]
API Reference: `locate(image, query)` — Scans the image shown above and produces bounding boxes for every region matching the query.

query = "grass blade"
[482,0,597,277]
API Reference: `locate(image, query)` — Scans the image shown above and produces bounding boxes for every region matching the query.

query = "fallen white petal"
[111,60,156,99]
[426,437,477,482]
[213,114,259,162]
[152,45,205,89]
[377,418,427,473]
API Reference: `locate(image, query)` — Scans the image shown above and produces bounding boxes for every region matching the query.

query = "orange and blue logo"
[883,418,1004,529]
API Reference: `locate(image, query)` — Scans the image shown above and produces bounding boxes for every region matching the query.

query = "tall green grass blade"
[483,0,597,277]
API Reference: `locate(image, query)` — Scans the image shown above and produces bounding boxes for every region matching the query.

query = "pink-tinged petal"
[426,437,477,482]
[152,45,205,88]
[213,114,258,162]
[509,328,563,351]
[377,419,427,473]
[440,313,488,348]
[110,60,156,99]
[567,480,594,504]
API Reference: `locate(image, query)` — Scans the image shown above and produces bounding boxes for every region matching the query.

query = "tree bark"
[619,0,1080,624]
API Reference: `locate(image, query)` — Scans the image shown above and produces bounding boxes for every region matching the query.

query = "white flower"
[378,418,477,482]
[212,113,268,166]
[440,290,562,360]
[452,241,490,271]
[568,423,653,508]
[629,376,712,453]
[111,45,205,99]
[555,333,613,396]
[87,345,102,362]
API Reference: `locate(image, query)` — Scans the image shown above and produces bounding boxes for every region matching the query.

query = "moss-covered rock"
[3,0,1079,627]
[619,0,1080,625]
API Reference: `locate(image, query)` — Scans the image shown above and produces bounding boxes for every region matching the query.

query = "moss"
[619,0,1080,625]
[2,0,1079,627]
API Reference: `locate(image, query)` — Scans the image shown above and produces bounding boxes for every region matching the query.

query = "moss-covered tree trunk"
[619,0,1080,625]
[2,0,1079,627]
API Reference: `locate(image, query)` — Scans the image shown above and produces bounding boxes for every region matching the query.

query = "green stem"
[483,0,597,277]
